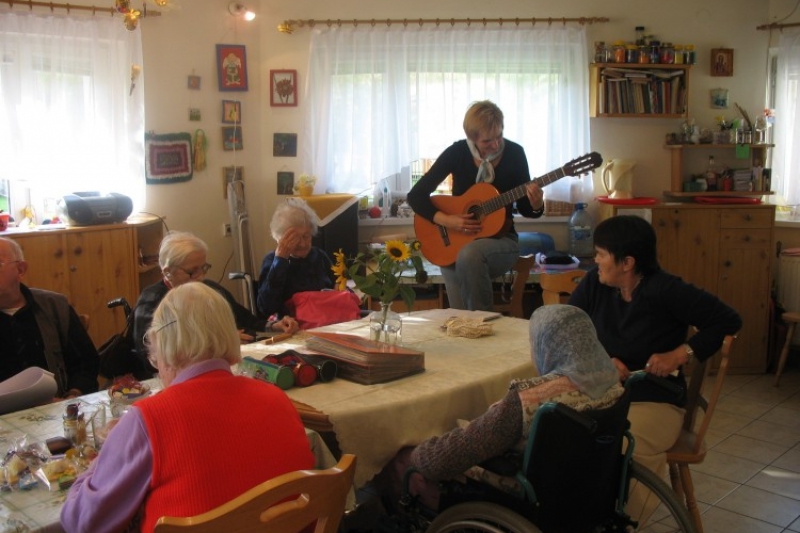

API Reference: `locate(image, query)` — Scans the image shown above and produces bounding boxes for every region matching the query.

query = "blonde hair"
[146,282,240,370]
[463,100,504,141]
[270,199,320,241]
[158,231,208,270]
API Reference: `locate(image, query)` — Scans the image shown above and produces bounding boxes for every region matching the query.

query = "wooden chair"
[538,270,586,305]
[666,334,736,533]
[775,311,800,386]
[494,255,536,318]
[154,454,356,533]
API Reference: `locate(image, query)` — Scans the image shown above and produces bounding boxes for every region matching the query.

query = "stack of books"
[305,332,425,385]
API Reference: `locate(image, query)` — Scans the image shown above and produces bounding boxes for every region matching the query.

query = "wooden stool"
[775,311,800,386]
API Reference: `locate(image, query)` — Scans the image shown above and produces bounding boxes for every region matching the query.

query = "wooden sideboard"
[5,215,163,346]
[598,203,774,374]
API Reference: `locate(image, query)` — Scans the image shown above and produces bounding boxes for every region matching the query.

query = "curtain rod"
[756,21,800,30]
[1,0,160,17]
[277,16,609,34]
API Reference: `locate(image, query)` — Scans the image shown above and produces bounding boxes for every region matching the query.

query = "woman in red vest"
[61,282,315,533]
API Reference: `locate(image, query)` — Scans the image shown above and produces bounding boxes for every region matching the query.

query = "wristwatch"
[683,343,694,364]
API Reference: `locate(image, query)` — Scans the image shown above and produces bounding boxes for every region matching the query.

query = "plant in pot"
[294,174,317,196]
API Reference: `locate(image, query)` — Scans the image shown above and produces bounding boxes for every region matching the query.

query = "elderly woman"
[61,283,315,533]
[383,304,623,510]
[257,199,335,318]
[407,100,545,311]
[134,231,297,368]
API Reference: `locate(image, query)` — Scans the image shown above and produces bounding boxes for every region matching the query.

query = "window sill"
[775,219,800,229]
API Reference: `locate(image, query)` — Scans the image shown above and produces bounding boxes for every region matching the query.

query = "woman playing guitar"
[407,100,545,311]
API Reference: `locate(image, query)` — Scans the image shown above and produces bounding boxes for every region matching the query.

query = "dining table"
[241,308,537,488]
[0,378,347,532]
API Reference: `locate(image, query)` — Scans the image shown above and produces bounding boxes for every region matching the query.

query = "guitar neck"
[482,167,567,215]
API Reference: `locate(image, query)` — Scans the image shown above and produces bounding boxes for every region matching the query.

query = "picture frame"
[216,44,248,92]
[189,108,201,121]
[711,48,733,77]
[187,75,201,90]
[222,166,244,199]
[273,133,297,157]
[270,69,298,107]
[277,171,295,195]
[222,100,241,124]
[710,88,729,109]
[222,126,243,151]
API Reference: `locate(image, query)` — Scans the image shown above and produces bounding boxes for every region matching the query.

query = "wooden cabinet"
[7,215,163,346]
[664,143,774,196]
[590,64,690,118]
[598,203,774,374]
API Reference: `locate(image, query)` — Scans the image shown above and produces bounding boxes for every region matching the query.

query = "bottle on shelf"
[568,203,594,258]
[705,155,719,191]
[635,26,646,46]
[613,41,626,64]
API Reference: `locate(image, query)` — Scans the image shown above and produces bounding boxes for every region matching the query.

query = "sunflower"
[385,240,410,262]
[331,249,348,290]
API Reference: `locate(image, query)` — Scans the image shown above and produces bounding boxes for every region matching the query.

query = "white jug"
[601,159,636,199]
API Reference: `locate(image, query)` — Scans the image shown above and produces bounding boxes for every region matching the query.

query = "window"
[0,12,144,222]
[305,26,591,203]
[769,29,800,216]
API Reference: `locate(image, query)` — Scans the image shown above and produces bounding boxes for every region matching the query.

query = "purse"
[97,308,154,381]
[284,290,362,330]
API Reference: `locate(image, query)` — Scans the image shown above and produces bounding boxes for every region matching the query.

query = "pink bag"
[285,290,362,330]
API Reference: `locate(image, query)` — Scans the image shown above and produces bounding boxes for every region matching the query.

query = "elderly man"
[0,237,99,399]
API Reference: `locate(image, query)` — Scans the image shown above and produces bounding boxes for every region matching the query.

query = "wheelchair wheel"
[627,462,696,533]
[426,501,542,533]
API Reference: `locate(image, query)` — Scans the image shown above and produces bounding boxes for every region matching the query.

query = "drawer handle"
[724,260,732,267]
[69,265,77,272]
[744,235,751,242]
[744,214,752,221]
[54,249,63,259]
[73,246,82,256]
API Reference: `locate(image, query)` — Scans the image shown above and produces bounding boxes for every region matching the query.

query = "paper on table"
[419,308,503,322]
[0,367,58,415]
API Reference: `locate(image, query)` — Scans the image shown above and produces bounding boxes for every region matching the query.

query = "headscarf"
[529,304,618,399]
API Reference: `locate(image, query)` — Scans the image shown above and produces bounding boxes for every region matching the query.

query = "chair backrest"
[494,255,536,318]
[539,270,586,305]
[680,334,735,454]
[519,391,632,532]
[154,454,356,533]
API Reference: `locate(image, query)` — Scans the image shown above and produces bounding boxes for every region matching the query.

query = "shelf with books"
[664,143,774,195]
[589,64,691,118]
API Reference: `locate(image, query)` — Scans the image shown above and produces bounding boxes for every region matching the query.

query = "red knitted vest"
[137,370,315,533]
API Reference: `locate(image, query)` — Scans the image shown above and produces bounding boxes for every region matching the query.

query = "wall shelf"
[590,63,691,118]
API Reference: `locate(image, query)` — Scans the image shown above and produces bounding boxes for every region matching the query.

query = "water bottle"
[568,203,594,258]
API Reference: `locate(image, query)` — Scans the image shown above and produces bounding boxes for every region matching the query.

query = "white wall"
[38,0,796,292]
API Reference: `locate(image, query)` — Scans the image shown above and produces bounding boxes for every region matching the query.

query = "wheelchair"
[393,374,696,533]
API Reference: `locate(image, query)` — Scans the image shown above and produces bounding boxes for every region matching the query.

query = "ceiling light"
[228,2,255,21]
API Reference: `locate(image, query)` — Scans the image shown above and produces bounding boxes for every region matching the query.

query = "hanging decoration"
[145,132,193,184]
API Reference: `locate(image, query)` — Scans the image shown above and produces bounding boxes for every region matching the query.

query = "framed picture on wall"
[277,171,295,195]
[273,133,297,157]
[222,100,241,124]
[711,48,733,77]
[216,44,248,91]
[270,69,298,107]
[222,166,244,198]
[222,126,243,151]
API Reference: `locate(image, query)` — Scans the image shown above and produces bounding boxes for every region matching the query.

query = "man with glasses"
[0,237,99,401]
[132,231,298,372]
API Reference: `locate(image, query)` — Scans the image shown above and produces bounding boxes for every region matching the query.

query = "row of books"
[598,70,686,115]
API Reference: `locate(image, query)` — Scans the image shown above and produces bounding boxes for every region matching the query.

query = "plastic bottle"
[568,203,594,258]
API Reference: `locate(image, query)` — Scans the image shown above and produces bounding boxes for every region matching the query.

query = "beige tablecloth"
[242,309,535,487]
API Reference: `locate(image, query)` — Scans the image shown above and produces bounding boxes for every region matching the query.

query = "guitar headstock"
[563,152,603,177]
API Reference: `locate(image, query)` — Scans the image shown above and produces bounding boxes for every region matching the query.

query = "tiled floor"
[686,365,800,533]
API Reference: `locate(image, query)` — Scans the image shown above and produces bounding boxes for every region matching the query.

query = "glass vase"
[369,302,402,345]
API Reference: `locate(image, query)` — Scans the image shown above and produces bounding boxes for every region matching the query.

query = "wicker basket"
[544,200,574,217]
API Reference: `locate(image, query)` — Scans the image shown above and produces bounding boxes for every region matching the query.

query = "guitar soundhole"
[467,205,483,221]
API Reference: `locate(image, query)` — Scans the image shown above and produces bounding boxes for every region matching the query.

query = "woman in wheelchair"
[383,305,622,512]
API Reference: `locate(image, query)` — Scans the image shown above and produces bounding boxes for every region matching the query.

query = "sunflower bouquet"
[332,240,428,310]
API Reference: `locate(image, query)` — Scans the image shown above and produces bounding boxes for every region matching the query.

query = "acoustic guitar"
[414,152,603,266]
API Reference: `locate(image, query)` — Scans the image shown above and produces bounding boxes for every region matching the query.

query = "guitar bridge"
[437,225,451,247]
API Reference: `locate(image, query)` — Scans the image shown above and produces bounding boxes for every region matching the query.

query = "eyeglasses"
[177,263,212,278]
[0,260,21,269]
[143,320,177,366]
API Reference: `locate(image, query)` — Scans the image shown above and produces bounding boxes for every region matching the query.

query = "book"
[305,332,425,385]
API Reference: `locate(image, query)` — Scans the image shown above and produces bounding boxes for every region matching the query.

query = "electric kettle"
[601,159,636,199]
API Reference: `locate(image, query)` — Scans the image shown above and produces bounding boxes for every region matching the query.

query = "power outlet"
[223,223,232,237]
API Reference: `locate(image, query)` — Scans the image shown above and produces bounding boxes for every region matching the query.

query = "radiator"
[778,252,800,344]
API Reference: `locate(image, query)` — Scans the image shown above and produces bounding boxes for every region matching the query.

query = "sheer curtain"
[773,29,800,207]
[0,12,145,216]
[305,25,590,202]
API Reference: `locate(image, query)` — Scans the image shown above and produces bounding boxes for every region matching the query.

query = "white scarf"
[467,139,504,184]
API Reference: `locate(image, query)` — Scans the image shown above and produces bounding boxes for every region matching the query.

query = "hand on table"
[271,316,300,334]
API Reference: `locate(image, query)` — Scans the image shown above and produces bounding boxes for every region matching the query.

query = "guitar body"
[414,182,507,267]
[413,152,603,267]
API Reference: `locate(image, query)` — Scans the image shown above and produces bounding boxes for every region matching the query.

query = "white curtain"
[773,29,800,207]
[305,25,591,202]
[0,12,145,215]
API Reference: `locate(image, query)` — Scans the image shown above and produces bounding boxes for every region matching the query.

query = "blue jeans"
[441,236,519,311]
